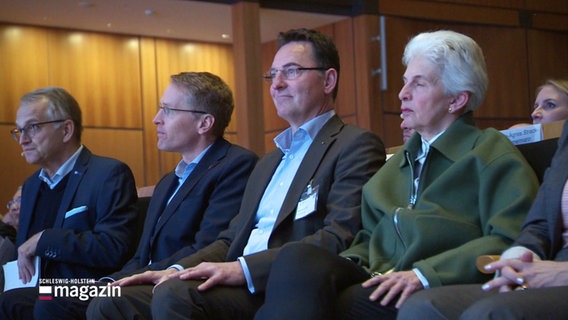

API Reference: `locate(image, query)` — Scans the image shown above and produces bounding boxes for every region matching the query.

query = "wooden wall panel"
[332,19,357,118]
[82,128,145,187]
[526,29,568,104]
[379,0,519,26]
[422,0,524,9]
[139,37,160,185]
[383,113,407,147]
[154,39,235,171]
[0,25,49,123]
[46,30,143,129]
[525,0,568,13]
[232,1,265,155]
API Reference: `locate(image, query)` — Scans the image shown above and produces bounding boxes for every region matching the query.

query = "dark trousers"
[398,284,568,320]
[0,287,37,320]
[86,279,264,320]
[255,243,398,320]
[0,283,103,320]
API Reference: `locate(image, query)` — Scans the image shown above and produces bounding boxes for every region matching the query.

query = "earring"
[448,107,453,113]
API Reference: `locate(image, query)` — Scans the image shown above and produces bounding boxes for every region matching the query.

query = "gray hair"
[403,30,488,112]
[20,86,83,141]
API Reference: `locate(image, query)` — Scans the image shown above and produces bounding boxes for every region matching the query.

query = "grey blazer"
[175,115,386,292]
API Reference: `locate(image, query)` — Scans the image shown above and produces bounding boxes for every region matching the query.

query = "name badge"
[295,182,318,220]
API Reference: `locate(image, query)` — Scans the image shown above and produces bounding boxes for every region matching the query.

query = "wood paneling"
[332,19,357,118]
[82,128,145,187]
[0,25,49,122]
[232,1,265,155]
[353,14,382,134]
[525,0,568,13]
[379,0,519,26]
[139,37,161,185]
[526,29,568,103]
[47,30,143,129]
[422,0,524,9]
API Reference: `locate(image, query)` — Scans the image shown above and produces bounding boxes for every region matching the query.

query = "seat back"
[516,138,559,183]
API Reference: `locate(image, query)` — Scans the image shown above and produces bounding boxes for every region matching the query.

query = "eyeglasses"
[159,106,207,117]
[10,119,67,141]
[6,197,21,209]
[263,66,328,83]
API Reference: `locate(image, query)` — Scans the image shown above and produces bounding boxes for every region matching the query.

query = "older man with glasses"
[0,86,139,319]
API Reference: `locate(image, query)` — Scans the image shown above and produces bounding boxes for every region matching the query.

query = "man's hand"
[111,269,179,287]
[17,231,42,283]
[170,261,245,291]
[482,251,568,292]
[362,270,423,308]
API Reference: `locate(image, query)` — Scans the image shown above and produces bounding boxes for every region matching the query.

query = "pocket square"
[65,206,88,219]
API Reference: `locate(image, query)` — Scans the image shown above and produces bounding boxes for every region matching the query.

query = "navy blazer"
[108,138,258,280]
[515,120,568,261]
[17,147,138,280]
[176,115,386,292]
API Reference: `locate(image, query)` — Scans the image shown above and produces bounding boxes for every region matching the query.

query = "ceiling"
[0,0,348,43]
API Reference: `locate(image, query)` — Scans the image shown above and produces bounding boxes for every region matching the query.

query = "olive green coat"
[342,113,539,287]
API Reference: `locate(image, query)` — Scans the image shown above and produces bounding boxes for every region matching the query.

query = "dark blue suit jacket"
[17,147,138,280]
[515,120,568,261]
[107,138,258,280]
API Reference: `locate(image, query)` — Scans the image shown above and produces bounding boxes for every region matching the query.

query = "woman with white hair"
[254,30,539,320]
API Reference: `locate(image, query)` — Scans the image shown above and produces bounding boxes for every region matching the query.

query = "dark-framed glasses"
[10,119,67,141]
[6,196,21,209]
[263,66,328,83]
[159,106,207,117]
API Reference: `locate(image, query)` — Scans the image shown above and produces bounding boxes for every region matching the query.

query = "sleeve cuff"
[168,264,184,271]
[98,276,115,283]
[413,268,430,289]
[237,257,256,294]
[500,246,541,261]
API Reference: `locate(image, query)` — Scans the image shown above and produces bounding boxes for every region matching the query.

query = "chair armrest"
[476,255,500,274]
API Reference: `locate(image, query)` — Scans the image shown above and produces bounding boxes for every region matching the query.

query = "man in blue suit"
[32,72,258,318]
[0,86,139,319]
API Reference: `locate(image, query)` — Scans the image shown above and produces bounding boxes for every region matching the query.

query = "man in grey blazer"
[31,72,259,319]
[0,86,139,319]
[87,28,386,320]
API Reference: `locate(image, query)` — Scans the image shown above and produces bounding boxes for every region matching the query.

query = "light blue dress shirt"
[238,110,335,293]
[167,144,212,205]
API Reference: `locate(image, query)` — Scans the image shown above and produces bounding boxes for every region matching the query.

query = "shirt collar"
[39,145,84,188]
[174,143,213,179]
[417,130,445,161]
[274,110,335,152]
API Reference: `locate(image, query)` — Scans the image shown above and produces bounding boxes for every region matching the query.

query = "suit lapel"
[151,139,230,236]
[17,177,41,245]
[53,148,90,227]
[274,115,343,227]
